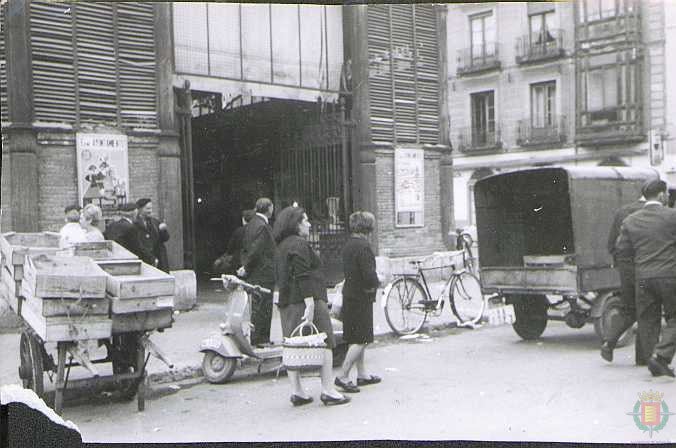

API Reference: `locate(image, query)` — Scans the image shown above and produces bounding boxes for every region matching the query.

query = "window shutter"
[367,6,394,143]
[0,1,8,124]
[117,2,157,129]
[413,5,440,145]
[74,2,118,125]
[30,1,77,123]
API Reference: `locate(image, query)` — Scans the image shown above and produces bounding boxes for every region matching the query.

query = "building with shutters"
[448,1,676,228]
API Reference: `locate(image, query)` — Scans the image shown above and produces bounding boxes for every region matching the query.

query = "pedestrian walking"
[104,203,151,261]
[135,198,170,271]
[213,209,254,275]
[600,190,646,364]
[616,180,676,377]
[238,198,276,346]
[335,211,381,394]
[274,206,349,406]
[59,204,85,249]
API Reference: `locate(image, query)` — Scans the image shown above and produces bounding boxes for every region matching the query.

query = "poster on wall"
[76,133,129,210]
[394,147,424,227]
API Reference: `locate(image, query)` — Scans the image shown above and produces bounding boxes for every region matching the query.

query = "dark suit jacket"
[104,217,151,261]
[616,203,676,279]
[241,214,276,286]
[342,236,379,301]
[136,216,170,271]
[607,199,645,261]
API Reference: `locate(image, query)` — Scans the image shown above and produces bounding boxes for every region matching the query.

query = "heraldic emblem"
[626,390,674,438]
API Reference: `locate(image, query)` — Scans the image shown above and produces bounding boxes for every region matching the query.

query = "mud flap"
[198,334,243,359]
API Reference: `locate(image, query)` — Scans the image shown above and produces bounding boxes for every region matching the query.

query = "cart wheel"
[111,333,143,401]
[510,295,548,340]
[202,352,237,384]
[19,331,45,398]
[593,293,635,348]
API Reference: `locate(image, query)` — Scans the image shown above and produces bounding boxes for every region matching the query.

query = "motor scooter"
[199,274,346,384]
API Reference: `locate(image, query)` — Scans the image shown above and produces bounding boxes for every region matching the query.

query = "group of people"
[58,198,170,272]
[221,198,382,406]
[601,179,676,378]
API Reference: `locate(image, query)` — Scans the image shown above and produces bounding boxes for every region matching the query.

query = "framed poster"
[76,133,129,209]
[394,147,424,227]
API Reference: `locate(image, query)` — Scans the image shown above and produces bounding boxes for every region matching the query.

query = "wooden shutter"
[117,2,157,129]
[30,1,77,123]
[414,5,440,144]
[367,6,394,143]
[0,1,7,124]
[74,2,118,125]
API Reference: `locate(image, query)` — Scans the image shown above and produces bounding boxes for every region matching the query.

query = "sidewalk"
[0,280,455,389]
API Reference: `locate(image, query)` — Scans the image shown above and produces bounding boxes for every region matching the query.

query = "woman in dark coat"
[334,211,381,393]
[273,206,350,407]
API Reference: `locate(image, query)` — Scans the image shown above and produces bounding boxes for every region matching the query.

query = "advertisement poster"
[76,133,129,209]
[394,147,424,227]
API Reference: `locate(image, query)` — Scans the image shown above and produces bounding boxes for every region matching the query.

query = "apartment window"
[529,11,555,45]
[470,12,496,62]
[584,66,619,123]
[579,0,634,22]
[471,90,495,146]
[531,82,556,128]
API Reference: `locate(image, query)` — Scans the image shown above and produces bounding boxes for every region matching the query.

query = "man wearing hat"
[135,198,170,271]
[600,184,647,364]
[616,179,676,377]
[104,203,150,261]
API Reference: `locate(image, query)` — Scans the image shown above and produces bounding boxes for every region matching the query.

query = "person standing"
[238,198,276,346]
[213,209,254,275]
[600,190,646,364]
[135,198,170,271]
[274,206,349,406]
[335,211,382,394]
[104,203,151,261]
[616,180,676,377]
[59,204,85,249]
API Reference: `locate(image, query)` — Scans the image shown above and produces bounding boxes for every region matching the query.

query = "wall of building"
[665,0,676,183]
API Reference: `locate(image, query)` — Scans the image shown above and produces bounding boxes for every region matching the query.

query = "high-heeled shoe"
[290,395,314,407]
[320,393,351,406]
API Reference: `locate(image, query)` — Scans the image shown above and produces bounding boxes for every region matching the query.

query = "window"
[531,82,556,128]
[529,11,555,45]
[471,91,495,146]
[470,12,496,62]
[579,0,634,22]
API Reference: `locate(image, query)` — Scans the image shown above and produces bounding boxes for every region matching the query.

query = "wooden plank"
[22,254,108,299]
[2,265,21,299]
[0,232,61,266]
[23,293,110,317]
[20,302,112,342]
[71,240,138,261]
[105,263,175,299]
[96,259,143,276]
[0,279,19,314]
[111,308,173,333]
[110,295,174,314]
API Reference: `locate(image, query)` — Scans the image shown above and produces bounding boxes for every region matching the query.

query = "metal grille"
[0,2,7,124]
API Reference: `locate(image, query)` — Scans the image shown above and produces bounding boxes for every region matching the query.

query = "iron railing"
[456,125,502,152]
[457,42,501,76]
[515,29,565,64]
[516,115,567,146]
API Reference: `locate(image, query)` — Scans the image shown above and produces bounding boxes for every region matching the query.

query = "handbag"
[282,322,327,371]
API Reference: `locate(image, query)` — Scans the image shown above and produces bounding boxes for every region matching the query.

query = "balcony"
[456,126,502,153]
[578,15,640,44]
[515,29,565,65]
[457,43,501,76]
[575,107,644,145]
[517,115,567,147]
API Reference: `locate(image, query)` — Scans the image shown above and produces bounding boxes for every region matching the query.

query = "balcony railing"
[456,125,502,152]
[515,29,565,64]
[517,115,567,147]
[457,43,501,76]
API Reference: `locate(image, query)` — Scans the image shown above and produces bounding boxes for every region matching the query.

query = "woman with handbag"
[274,206,350,407]
[334,211,382,393]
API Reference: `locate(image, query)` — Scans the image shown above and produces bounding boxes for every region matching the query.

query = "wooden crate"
[70,240,138,261]
[0,278,19,314]
[20,302,112,342]
[109,295,174,314]
[111,308,173,333]
[0,232,61,280]
[21,254,108,300]
[105,263,175,299]
[23,294,110,317]
[97,259,143,276]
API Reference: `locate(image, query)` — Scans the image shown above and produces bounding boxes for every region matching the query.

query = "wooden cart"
[1,234,175,414]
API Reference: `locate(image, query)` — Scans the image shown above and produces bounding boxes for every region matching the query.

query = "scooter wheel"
[202,352,237,384]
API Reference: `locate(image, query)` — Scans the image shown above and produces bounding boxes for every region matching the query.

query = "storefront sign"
[394,147,424,227]
[76,133,129,209]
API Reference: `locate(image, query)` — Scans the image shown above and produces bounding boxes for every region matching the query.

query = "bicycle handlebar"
[210,274,272,295]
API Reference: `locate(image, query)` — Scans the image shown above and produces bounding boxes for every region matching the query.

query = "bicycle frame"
[381,262,461,313]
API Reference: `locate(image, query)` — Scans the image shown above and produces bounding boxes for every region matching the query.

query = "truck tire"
[510,295,548,340]
[593,293,634,348]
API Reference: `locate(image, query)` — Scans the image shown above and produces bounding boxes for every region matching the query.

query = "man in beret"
[616,179,676,377]
[104,203,150,261]
[135,198,170,271]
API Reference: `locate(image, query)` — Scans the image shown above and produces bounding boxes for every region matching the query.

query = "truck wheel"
[202,352,237,384]
[594,293,634,348]
[510,295,548,340]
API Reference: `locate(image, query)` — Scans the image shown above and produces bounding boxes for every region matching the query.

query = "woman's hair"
[272,206,306,243]
[82,203,103,226]
[349,211,375,234]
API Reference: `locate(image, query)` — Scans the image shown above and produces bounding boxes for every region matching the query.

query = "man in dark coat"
[600,191,645,363]
[213,209,254,274]
[616,180,676,377]
[238,198,276,346]
[135,198,170,271]
[104,203,151,261]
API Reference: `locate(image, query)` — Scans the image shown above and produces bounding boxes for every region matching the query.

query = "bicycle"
[382,258,486,336]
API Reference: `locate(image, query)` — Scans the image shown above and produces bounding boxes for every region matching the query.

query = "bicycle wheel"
[449,271,485,325]
[384,277,429,335]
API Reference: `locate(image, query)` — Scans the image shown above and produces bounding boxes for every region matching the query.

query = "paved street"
[59,321,674,444]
